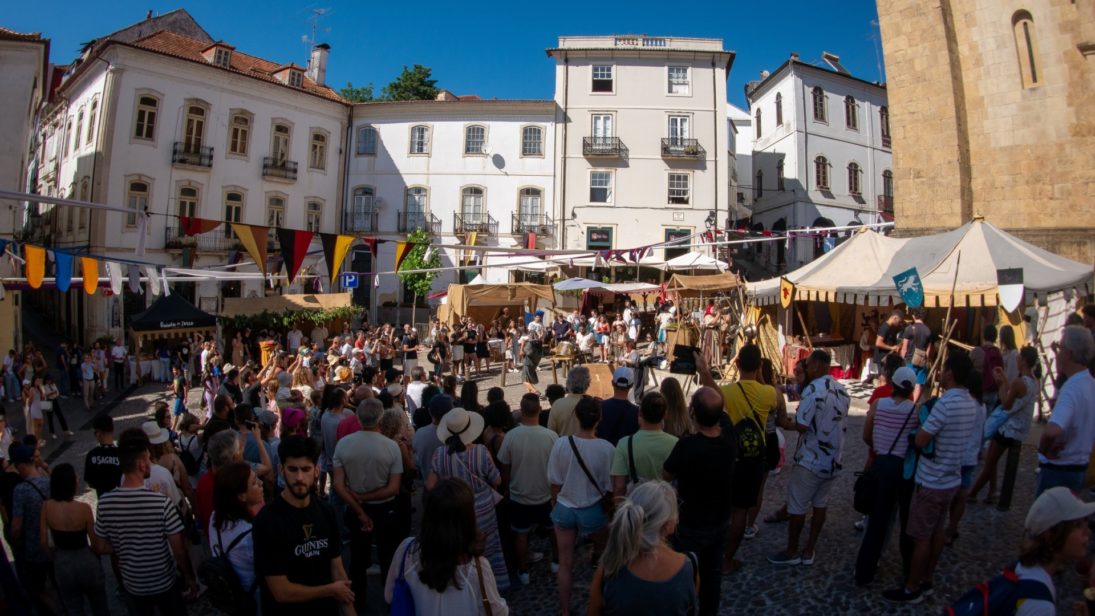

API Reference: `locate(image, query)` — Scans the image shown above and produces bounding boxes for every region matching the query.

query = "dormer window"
[213,47,231,68]
[288,70,304,88]
[273,65,306,88]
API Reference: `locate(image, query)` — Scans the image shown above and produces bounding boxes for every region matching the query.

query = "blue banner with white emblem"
[893,267,924,309]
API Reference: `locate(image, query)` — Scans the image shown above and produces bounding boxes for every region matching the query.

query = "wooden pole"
[796,305,813,348]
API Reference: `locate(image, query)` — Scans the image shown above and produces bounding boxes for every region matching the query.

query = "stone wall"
[877,0,1095,265]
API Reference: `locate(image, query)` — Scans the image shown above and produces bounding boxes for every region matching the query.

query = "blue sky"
[6,0,884,107]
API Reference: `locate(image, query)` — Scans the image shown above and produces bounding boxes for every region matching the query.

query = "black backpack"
[199,526,257,615]
[178,434,203,476]
[733,383,766,462]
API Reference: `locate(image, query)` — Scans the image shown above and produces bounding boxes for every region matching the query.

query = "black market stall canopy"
[129,293,217,338]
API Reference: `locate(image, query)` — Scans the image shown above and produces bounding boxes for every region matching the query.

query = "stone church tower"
[876,0,1095,264]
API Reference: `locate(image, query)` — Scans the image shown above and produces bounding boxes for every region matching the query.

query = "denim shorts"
[906,363,929,385]
[550,501,605,537]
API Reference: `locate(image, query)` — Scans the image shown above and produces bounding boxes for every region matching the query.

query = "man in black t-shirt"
[873,310,905,379]
[217,368,243,406]
[899,309,933,400]
[84,414,122,497]
[401,324,420,375]
[253,435,353,616]
[663,386,736,616]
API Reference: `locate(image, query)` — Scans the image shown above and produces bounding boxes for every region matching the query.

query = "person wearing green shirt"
[611,392,679,497]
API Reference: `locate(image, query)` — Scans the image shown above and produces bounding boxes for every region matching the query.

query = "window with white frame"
[178,186,198,218]
[309,131,327,169]
[267,195,286,229]
[224,191,243,238]
[271,123,290,163]
[409,125,430,154]
[357,126,377,155]
[65,119,73,157]
[405,187,427,229]
[126,180,148,227]
[590,171,613,203]
[183,105,206,152]
[880,106,891,147]
[134,95,158,140]
[844,96,859,130]
[668,115,690,145]
[461,187,485,220]
[74,111,84,154]
[812,87,827,122]
[592,65,614,93]
[521,126,543,156]
[775,92,783,126]
[464,125,486,155]
[519,187,542,221]
[848,162,862,195]
[86,99,98,145]
[668,66,690,95]
[228,113,250,156]
[815,156,830,190]
[306,200,322,232]
[882,170,894,199]
[213,47,231,68]
[288,70,304,88]
[668,173,690,205]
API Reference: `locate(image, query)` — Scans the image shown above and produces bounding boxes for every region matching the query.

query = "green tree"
[339,82,375,102]
[381,65,440,101]
[397,228,441,327]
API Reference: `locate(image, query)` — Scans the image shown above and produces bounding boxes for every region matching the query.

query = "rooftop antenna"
[304,7,332,48]
[869,19,885,83]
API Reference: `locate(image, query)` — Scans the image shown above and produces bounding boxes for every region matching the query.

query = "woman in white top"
[969,346,1040,506]
[210,461,265,609]
[1000,325,1020,381]
[23,376,44,442]
[547,396,615,616]
[384,478,508,615]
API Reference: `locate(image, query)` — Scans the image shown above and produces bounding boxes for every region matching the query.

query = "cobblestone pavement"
[8,356,1085,615]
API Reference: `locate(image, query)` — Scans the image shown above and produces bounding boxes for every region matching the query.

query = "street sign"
[340,272,358,289]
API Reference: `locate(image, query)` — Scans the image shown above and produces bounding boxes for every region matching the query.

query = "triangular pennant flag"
[374,274,380,288]
[320,233,354,285]
[106,261,123,295]
[145,265,161,296]
[127,264,141,293]
[24,245,45,289]
[526,232,537,250]
[394,241,415,271]
[232,223,269,275]
[423,245,433,263]
[277,228,314,286]
[179,216,222,236]
[359,237,377,257]
[81,257,99,295]
[54,252,73,293]
[161,272,171,296]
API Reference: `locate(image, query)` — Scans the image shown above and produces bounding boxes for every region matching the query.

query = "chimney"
[760,70,770,79]
[790,51,800,61]
[306,43,330,86]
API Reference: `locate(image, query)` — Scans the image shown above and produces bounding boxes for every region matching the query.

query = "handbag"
[853,401,915,515]
[567,436,614,515]
[389,539,416,616]
[474,554,494,616]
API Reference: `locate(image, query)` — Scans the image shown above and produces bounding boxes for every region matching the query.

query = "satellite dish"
[480,143,492,155]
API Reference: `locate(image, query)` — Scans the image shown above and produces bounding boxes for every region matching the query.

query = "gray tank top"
[602,554,697,615]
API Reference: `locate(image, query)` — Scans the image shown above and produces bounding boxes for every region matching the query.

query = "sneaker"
[550,561,559,574]
[65,430,74,436]
[882,587,923,604]
[801,552,816,566]
[767,551,801,566]
[517,571,530,586]
[51,434,57,440]
[919,582,934,597]
[528,551,545,564]
[854,516,868,531]
[743,525,759,540]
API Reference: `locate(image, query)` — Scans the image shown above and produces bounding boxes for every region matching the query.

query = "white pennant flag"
[127,264,142,293]
[144,265,160,296]
[423,246,433,262]
[161,272,171,296]
[136,212,148,256]
[374,274,380,288]
[106,262,123,295]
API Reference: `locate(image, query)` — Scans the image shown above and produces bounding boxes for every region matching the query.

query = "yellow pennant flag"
[394,241,414,272]
[81,257,99,295]
[231,223,269,275]
[464,231,478,266]
[321,234,354,285]
[24,245,45,289]
[780,277,794,309]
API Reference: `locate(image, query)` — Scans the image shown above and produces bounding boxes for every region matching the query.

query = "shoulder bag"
[389,539,416,616]
[474,554,494,616]
[567,436,614,515]
[853,401,916,515]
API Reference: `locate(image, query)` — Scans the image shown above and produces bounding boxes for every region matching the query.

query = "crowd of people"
[0,303,1094,615]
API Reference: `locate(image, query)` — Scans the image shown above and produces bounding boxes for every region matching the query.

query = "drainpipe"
[798,67,810,269]
[710,57,719,258]
[558,55,569,249]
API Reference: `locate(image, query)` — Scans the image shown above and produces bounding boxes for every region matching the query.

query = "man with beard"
[253,435,354,615]
[93,428,197,614]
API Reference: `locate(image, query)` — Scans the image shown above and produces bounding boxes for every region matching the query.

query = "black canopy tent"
[129,294,217,349]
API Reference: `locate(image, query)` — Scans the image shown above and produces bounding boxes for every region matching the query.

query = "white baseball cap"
[612,367,634,388]
[892,366,917,391]
[1025,487,1095,536]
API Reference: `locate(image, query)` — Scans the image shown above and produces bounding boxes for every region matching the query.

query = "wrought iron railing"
[582,136,627,157]
[454,212,497,235]
[398,210,441,233]
[172,142,213,167]
[660,138,705,159]
[512,212,554,236]
[262,157,298,181]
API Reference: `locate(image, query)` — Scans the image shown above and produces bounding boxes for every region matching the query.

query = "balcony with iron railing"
[582,136,628,158]
[343,196,379,233]
[172,142,213,168]
[660,138,705,159]
[454,212,498,235]
[164,223,231,252]
[881,134,892,149]
[398,210,442,234]
[512,212,554,236]
[262,157,298,181]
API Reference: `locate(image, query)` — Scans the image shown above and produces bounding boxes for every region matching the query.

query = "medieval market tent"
[220,292,354,317]
[666,272,742,297]
[128,294,218,380]
[441,282,556,326]
[664,251,729,272]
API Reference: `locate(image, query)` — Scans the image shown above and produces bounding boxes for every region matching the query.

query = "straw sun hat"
[436,407,485,448]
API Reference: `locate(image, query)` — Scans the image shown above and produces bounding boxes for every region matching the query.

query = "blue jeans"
[1036,464,1087,496]
[3,372,18,401]
[672,522,727,616]
[159,358,171,382]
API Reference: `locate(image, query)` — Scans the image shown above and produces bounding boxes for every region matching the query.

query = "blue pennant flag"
[893,267,924,308]
[54,252,73,292]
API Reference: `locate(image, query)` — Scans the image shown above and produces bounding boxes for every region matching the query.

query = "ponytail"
[598,480,679,579]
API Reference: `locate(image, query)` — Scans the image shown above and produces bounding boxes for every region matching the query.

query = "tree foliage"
[381,65,440,101]
[397,228,441,300]
[339,82,375,103]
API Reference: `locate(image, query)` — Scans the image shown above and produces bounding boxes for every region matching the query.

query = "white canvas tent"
[748,219,1092,307]
[665,251,729,272]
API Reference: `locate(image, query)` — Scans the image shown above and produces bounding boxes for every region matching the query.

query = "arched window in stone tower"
[1012,11,1041,89]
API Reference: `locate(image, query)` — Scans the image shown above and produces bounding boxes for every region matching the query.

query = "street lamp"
[704,210,716,230]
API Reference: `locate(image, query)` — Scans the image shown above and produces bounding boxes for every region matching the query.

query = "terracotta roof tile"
[127,31,344,103]
[0,26,45,42]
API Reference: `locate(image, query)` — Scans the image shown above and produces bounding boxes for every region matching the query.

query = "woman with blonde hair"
[659,377,691,438]
[588,480,698,615]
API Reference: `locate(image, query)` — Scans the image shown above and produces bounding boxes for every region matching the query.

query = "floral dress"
[429,444,510,592]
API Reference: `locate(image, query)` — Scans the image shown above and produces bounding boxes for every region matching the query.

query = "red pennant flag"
[179,216,222,236]
[277,228,314,285]
[359,237,377,257]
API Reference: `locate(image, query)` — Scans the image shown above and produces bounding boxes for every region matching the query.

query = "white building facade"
[548,36,734,263]
[31,21,346,342]
[727,103,753,224]
[345,98,557,318]
[746,54,891,271]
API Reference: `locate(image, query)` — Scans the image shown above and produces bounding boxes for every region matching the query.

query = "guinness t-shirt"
[253,494,342,615]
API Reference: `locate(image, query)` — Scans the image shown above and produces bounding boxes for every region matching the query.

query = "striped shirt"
[916,388,978,490]
[95,486,185,596]
[871,398,917,458]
